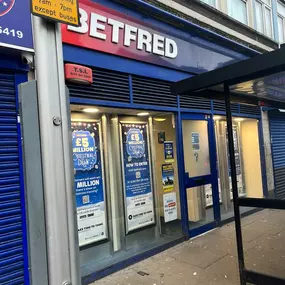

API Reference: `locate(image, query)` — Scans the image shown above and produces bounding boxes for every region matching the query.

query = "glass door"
[214,116,264,221]
[181,114,219,236]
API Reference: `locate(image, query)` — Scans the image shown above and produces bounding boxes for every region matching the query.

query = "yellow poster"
[162,164,174,192]
[31,0,79,26]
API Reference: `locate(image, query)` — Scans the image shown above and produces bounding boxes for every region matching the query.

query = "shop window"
[254,0,273,38]
[214,116,263,220]
[227,0,248,25]
[70,105,183,276]
[277,1,285,43]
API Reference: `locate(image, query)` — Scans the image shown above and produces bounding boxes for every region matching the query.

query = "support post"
[224,84,246,285]
[32,16,81,285]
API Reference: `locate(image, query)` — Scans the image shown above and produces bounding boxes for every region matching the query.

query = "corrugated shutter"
[240,104,261,116]
[180,96,211,110]
[269,110,285,199]
[67,67,130,103]
[132,76,177,107]
[0,72,26,284]
[213,100,239,113]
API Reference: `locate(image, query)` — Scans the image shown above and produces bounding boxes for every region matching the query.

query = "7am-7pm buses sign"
[31,0,79,26]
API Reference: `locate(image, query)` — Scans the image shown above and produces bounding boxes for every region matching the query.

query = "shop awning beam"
[192,89,285,108]
[244,270,285,285]
[192,89,259,105]
[172,46,285,99]
[237,197,285,210]
[224,83,245,285]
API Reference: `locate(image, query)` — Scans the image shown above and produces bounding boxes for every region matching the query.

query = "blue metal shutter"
[132,75,177,107]
[212,100,238,113]
[269,110,285,199]
[240,104,261,116]
[212,101,261,115]
[67,66,130,103]
[180,96,211,110]
[0,72,26,284]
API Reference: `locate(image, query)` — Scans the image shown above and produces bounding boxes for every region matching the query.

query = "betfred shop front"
[61,0,265,282]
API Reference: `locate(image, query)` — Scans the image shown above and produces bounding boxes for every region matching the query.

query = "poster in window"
[158,131,165,144]
[121,122,155,233]
[163,192,178,223]
[162,164,174,192]
[164,141,174,162]
[72,122,107,246]
[191,132,200,151]
[225,125,245,197]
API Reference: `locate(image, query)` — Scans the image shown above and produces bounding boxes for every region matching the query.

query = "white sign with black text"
[163,192,178,223]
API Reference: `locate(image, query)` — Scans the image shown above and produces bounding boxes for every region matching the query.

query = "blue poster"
[72,121,107,246]
[121,123,155,232]
[0,0,33,51]
[164,141,174,163]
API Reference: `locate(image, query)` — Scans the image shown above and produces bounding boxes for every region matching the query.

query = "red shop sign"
[65,64,93,84]
[61,0,180,71]
[61,0,239,74]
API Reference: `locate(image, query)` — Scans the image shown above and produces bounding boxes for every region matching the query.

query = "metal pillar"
[32,16,80,285]
[224,84,246,285]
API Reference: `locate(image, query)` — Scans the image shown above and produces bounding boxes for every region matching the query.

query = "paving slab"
[187,232,256,257]
[90,210,285,285]
[166,244,227,269]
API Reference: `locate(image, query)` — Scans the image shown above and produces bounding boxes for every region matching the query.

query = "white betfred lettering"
[108,18,124,44]
[124,24,138,47]
[67,9,179,59]
[68,8,88,34]
[90,13,107,40]
[137,29,152,53]
[153,34,165,56]
[165,38,178,59]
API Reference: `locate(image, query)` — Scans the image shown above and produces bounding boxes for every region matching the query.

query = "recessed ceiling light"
[137,112,149,116]
[83,108,99,113]
[213,116,222,120]
[154,117,166,122]
[234,118,245,122]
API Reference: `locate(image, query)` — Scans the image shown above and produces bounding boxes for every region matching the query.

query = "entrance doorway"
[181,114,220,236]
[214,116,264,221]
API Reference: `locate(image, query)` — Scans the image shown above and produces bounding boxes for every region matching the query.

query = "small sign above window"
[65,64,93,85]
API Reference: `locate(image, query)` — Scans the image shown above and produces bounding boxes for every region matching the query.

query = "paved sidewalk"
[91,210,285,285]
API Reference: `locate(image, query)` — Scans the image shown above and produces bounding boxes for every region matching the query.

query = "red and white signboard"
[163,192,178,223]
[61,0,237,73]
[61,0,180,70]
[65,63,93,84]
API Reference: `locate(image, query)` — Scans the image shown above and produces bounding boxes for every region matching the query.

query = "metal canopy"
[173,47,285,285]
[172,46,285,108]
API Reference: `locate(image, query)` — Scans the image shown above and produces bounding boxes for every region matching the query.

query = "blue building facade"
[62,0,267,282]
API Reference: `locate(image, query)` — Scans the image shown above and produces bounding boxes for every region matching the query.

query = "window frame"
[277,1,285,43]
[254,0,273,38]
[227,0,249,25]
